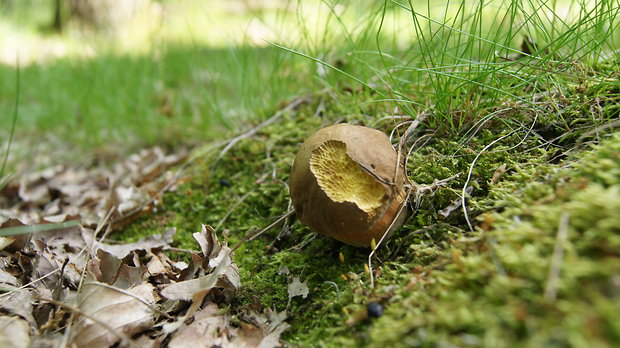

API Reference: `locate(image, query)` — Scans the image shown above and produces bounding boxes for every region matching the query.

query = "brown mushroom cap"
[289,123,408,247]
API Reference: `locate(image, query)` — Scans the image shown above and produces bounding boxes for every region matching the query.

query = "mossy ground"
[116,79,620,347]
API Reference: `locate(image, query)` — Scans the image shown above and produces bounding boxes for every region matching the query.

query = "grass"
[0,60,19,189]
[0,46,310,150]
[2,0,620,346]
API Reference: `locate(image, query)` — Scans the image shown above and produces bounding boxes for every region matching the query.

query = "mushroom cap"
[289,123,407,247]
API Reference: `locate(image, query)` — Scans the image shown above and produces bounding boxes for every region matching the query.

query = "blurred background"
[1,0,618,166]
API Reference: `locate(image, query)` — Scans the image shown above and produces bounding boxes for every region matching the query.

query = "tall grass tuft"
[276,0,620,135]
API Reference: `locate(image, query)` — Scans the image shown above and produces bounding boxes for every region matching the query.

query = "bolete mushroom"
[289,123,408,247]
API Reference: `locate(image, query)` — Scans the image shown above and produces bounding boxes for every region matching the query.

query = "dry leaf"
[161,250,233,301]
[169,305,290,348]
[287,277,309,305]
[0,316,31,348]
[70,282,156,347]
[90,227,176,259]
[0,218,288,347]
[0,288,37,327]
[239,308,290,348]
[1,147,186,227]
[193,224,222,260]
[0,218,32,252]
[167,303,230,348]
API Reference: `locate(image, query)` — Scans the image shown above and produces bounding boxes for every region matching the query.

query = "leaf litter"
[0,146,187,229]
[0,146,291,347]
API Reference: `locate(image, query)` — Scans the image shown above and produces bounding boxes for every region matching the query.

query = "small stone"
[219,178,232,187]
[367,302,383,318]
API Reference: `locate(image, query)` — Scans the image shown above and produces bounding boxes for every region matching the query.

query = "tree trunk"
[52,0,63,32]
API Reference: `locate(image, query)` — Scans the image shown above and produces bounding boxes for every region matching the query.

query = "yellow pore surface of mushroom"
[309,140,385,218]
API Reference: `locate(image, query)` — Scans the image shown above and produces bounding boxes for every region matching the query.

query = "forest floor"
[1,1,620,347]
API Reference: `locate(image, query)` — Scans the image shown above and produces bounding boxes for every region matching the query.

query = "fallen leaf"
[70,282,156,347]
[0,218,32,252]
[1,147,186,228]
[193,224,222,260]
[167,303,230,348]
[88,227,176,259]
[287,276,309,307]
[161,250,233,301]
[0,288,37,327]
[0,316,31,348]
[169,305,290,348]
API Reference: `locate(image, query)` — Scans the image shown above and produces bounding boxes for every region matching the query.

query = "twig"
[544,212,570,302]
[371,115,412,128]
[213,96,308,168]
[0,268,61,299]
[214,189,256,232]
[358,163,396,186]
[438,186,473,219]
[576,118,620,145]
[367,112,434,288]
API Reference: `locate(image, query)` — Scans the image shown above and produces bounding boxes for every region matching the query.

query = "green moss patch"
[116,88,620,346]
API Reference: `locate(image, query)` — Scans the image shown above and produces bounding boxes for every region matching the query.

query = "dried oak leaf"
[161,225,240,335]
[0,288,37,327]
[167,303,231,348]
[238,308,290,348]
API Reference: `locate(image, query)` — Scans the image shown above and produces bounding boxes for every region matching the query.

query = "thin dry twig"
[367,111,436,288]
[214,189,256,232]
[213,96,308,167]
[0,268,61,299]
[368,186,411,288]
[230,209,295,253]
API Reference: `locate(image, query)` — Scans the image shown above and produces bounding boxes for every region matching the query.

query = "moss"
[115,87,620,347]
[367,132,620,347]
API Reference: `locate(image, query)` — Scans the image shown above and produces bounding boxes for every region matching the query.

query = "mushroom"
[289,123,408,247]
